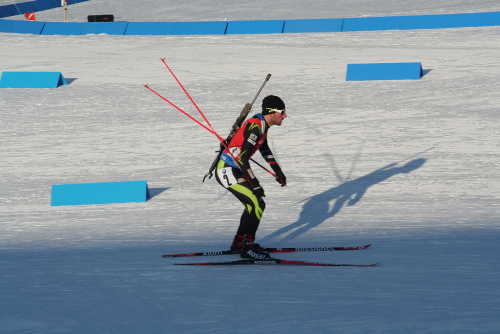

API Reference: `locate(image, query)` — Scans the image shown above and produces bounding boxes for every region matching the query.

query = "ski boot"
[230,235,245,253]
[240,240,271,259]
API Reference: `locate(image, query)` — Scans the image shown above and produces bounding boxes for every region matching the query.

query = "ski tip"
[369,262,381,266]
[363,244,372,249]
[162,253,197,258]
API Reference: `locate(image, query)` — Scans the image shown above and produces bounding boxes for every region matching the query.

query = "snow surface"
[1,1,500,333]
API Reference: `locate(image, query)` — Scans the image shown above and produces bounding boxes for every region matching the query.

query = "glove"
[252,186,265,199]
[274,169,287,187]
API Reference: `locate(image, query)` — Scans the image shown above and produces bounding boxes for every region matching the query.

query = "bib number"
[217,168,238,188]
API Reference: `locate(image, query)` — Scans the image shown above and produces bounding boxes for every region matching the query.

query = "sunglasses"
[266,108,286,114]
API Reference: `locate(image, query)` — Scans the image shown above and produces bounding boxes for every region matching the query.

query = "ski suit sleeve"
[259,139,286,186]
[238,122,263,188]
[259,139,279,171]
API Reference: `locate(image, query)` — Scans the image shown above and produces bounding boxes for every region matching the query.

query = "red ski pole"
[161,58,216,134]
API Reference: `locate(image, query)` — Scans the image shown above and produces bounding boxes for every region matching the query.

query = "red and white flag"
[25,12,36,21]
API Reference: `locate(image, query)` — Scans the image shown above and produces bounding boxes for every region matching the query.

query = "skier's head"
[262,95,287,127]
[262,95,286,115]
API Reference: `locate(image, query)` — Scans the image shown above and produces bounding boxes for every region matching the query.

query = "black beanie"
[262,95,285,115]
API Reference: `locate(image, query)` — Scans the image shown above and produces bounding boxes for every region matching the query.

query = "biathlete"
[215,95,287,259]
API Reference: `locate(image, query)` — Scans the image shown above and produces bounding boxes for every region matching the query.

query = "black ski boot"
[230,235,245,253]
[240,242,271,259]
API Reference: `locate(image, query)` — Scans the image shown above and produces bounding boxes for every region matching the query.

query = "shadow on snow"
[147,187,170,200]
[261,158,426,243]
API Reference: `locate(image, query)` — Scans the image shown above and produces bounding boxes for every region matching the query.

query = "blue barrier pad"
[12,20,45,34]
[465,11,500,27]
[343,13,467,31]
[0,19,16,32]
[34,0,59,10]
[51,181,150,206]
[81,22,128,35]
[226,20,285,34]
[0,72,68,88]
[173,21,227,35]
[42,22,85,35]
[346,62,423,81]
[0,4,20,18]
[15,1,39,13]
[125,22,176,35]
[283,18,344,33]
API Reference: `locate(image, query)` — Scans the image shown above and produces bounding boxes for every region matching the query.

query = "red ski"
[163,244,371,258]
[174,258,380,267]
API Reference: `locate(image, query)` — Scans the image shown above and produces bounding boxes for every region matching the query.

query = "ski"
[174,258,380,267]
[162,244,371,258]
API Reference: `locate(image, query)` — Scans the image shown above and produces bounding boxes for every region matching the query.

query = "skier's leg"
[226,183,265,239]
[215,161,266,250]
[223,183,270,259]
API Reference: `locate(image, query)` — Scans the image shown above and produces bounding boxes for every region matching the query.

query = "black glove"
[274,169,287,187]
[252,185,265,199]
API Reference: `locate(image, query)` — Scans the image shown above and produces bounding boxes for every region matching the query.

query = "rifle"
[203,74,271,182]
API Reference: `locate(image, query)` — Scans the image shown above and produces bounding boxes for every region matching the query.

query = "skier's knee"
[259,199,266,212]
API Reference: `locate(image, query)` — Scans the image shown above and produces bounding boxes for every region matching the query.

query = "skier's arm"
[238,124,263,189]
[259,139,286,186]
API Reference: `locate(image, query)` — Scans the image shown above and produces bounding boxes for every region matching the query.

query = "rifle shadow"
[261,158,426,243]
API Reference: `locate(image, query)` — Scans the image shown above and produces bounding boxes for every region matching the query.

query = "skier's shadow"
[261,158,426,243]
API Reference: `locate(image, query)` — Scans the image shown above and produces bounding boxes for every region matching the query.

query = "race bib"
[217,167,238,188]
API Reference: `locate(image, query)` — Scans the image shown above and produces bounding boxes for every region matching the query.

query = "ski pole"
[147,63,276,185]
[144,84,225,142]
[250,158,286,186]
[145,81,243,175]
[161,59,216,134]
